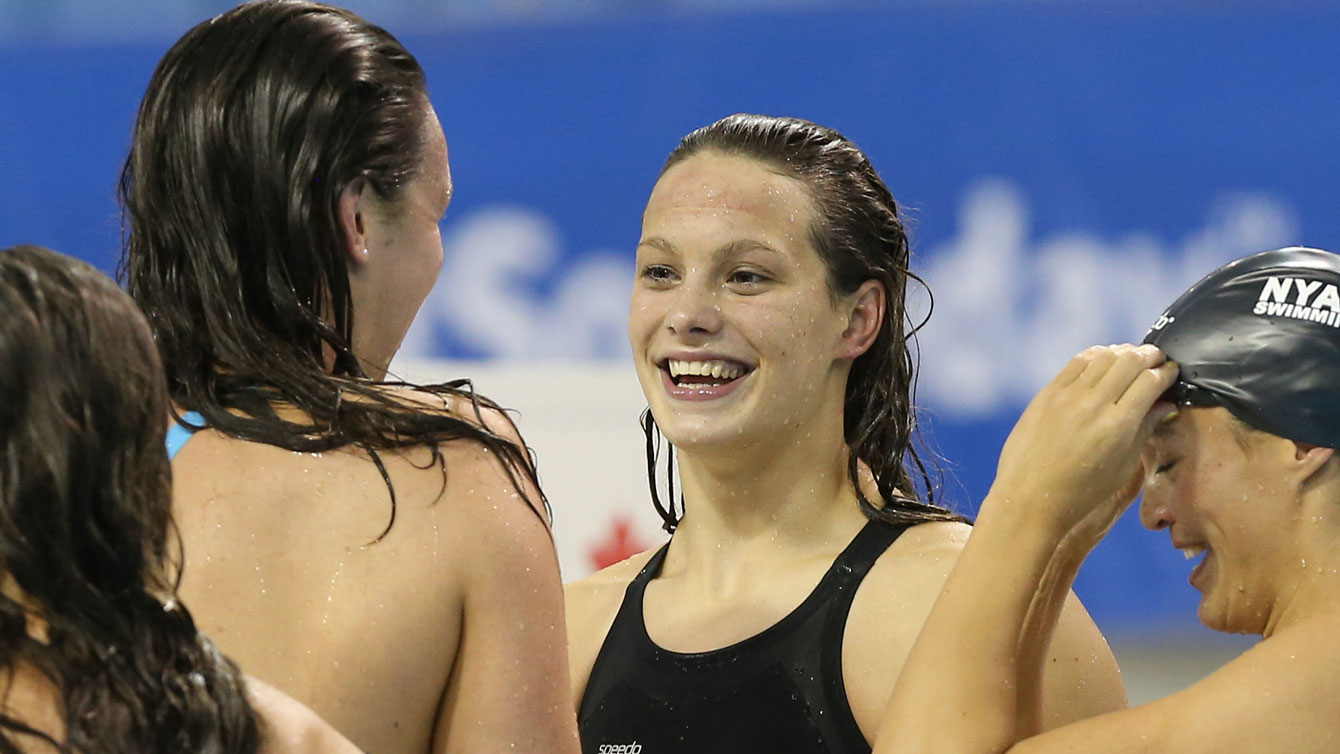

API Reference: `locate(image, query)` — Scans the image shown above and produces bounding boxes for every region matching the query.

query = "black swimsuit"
[578,520,909,754]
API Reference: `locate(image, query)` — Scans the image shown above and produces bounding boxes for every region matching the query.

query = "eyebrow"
[636,236,782,261]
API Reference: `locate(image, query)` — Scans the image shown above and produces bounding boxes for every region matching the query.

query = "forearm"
[874,496,1082,754]
[1014,534,1089,739]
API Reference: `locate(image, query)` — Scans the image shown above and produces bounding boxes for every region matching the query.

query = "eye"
[1154,459,1179,475]
[726,268,770,289]
[640,264,678,286]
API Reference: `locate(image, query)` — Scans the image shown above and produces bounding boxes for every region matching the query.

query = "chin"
[1196,602,1230,633]
[1197,594,1267,636]
[652,411,765,454]
[655,420,742,453]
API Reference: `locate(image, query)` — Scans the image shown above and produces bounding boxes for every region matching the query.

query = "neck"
[671,411,868,559]
[322,332,393,381]
[1262,505,1340,638]
[358,354,391,381]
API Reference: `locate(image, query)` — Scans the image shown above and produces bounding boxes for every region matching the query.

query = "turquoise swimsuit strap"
[166,410,206,460]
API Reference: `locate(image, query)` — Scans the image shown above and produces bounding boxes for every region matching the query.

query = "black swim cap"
[1143,246,1340,449]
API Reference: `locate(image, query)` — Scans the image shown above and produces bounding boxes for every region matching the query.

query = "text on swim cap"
[1149,312,1175,331]
[1254,276,1340,327]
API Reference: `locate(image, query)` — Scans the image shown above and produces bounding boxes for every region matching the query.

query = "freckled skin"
[629,153,849,458]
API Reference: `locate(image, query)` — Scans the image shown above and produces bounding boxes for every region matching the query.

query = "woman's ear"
[338,179,372,267]
[838,279,885,360]
[1292,441,1336,491]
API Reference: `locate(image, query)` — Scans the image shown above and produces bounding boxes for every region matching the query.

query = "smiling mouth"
[662,358,752,389]
[1178,543,1212,586]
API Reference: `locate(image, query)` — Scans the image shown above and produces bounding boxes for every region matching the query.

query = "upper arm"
[249,676,362,754]
[453,396,552,529]
[563,579,610,715]
[429,445,580,754]
[1011,626,1340,754]
[563,551,657,713]
[848,523,1124,741]
[389,387,550,528]
[1038,592,1128,729]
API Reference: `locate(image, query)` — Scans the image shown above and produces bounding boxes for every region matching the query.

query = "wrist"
[977,489,1073,544]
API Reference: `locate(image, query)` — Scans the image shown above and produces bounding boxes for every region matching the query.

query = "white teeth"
[1181,545,1206,560]
[667,359,745,380]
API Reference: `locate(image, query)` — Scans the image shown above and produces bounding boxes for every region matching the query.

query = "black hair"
[119,0,545,537]
[0,245,259,753]
[643,113,967,532]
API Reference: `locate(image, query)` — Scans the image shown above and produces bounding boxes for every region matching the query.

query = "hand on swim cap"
[985,344,1179,545]
[1143,246,1340,450]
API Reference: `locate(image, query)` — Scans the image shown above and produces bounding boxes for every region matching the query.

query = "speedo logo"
[597,744,642,754]
[1148,312,1175,331]
[1253,276,1340,328]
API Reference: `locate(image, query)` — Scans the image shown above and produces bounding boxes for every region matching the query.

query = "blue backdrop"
[3,1,1338,636]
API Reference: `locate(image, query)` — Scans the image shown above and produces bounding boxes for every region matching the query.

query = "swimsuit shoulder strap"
[166,410,206,460]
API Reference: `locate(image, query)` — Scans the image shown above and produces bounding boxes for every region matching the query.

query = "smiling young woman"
[565,114,1129,754]
[876,247,1340,754]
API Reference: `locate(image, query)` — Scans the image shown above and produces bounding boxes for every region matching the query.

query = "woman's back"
[171,401,573,753]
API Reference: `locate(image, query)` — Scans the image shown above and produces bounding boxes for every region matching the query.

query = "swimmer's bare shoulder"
[387,388,580,753]
[172,386,578,753]
[846,520,1128,744]
[564,546,664,711]
[1000,612,1340,754]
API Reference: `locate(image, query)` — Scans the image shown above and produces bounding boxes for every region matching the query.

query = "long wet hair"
[0,245,259,753]
[643,113,967,532]
[118,0,544,537]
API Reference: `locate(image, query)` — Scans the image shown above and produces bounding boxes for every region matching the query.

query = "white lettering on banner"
[400,183,1298,418]
[399,207,632,361]
[913,180,1297,416]
[596,743,643,754]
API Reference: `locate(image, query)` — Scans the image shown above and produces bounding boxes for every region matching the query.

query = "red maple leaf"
[588,516,650,572]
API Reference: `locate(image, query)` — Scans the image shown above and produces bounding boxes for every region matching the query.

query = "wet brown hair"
[0,245,259,753]
[119,1,546,538]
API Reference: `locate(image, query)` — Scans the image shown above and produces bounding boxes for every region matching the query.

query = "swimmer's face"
[349,104,451,370]
[1139,407,1299,635]
[629,152,862,452]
